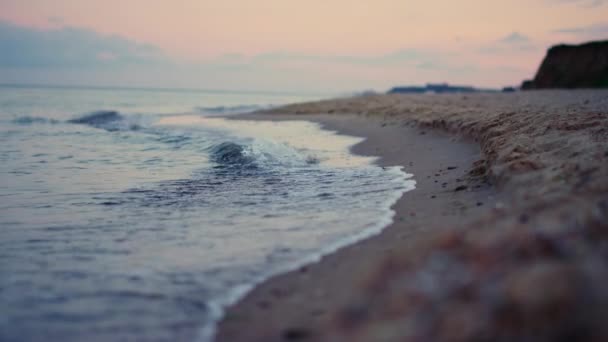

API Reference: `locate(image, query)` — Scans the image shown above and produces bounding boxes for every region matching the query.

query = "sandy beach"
[217,90,608,341]
[3,2,608,340]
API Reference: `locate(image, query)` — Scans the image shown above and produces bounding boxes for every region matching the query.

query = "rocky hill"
[523,40,608,89]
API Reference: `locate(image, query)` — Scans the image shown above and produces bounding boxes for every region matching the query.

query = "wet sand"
[217,90,608,341]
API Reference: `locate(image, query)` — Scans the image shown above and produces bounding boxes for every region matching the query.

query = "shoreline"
[216,90,608,341]
[197,114,418,341]
[216,112,499,341]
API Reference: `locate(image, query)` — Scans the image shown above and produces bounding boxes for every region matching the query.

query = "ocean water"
[0,85,415,341]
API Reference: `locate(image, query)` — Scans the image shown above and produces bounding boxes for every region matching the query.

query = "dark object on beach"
[454,185,468,192]
[282,327,311,340]
[522,40,608,89]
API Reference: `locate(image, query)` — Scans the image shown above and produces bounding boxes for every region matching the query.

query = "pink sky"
[1,0,607,91]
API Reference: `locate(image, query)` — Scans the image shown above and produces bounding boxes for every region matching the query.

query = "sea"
[0,85,415,341]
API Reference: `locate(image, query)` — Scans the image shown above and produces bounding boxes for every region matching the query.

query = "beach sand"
[216,90,608,341]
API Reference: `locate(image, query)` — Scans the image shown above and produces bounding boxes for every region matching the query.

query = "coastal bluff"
[523,40,608,89]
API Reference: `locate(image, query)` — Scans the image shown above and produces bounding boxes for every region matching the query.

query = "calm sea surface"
[0,86,414,341]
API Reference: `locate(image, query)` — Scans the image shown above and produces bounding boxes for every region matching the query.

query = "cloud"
[499,32,531,44]
[47,16,64,26]
[0,20,456,74]
[476,32,538,54]
[552,22,608,40]
[0,21,531,91]
[547,0,606,7]
[0,21,168,68]
[212,49,455,70]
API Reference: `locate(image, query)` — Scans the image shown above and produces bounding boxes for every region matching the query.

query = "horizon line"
[0,82,335,97]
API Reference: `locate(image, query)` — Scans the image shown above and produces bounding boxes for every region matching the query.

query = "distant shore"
[217,90,608,341]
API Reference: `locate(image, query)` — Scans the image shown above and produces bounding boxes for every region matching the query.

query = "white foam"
[157,116,376,168]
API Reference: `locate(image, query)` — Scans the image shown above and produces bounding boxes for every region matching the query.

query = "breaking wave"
[68,110,143,131]
[208,142,256,167]
[68,110,122,126]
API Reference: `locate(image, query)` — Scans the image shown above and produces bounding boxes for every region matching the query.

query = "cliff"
[523,40,608,89]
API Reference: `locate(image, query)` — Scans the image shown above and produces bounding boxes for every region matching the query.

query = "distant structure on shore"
[388,83,478,94]
[522,40,608,89]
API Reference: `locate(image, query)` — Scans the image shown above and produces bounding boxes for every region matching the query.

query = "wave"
[11,116,60,125]
[68,110,141,132]
[208,142,256,168]
[68,110,123,128]
[207,138,322,171]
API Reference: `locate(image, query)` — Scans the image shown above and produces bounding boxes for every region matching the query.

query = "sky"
[1,0,607,93]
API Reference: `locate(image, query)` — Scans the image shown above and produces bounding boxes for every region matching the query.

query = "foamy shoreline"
[177,116,416,341]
